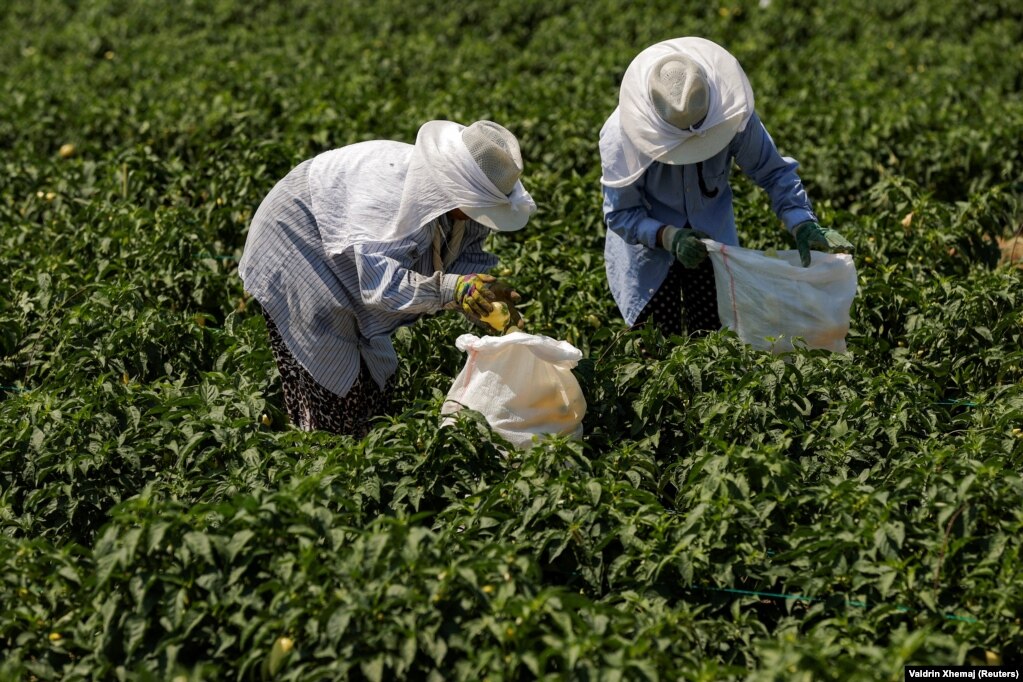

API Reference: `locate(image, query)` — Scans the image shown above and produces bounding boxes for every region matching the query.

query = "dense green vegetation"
[2,0,1022,679]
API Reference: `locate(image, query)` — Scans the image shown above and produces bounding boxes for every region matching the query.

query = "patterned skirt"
[634,257,721,337]
[263,312,391,438]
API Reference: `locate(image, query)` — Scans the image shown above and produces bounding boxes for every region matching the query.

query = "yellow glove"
[455,273,497,318]
[455,274,523,333]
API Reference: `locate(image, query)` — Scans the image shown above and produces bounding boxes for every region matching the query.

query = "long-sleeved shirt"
[602,111,817,326]
[239,159,498,397]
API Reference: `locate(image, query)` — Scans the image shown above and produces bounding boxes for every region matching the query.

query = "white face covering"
[308,121,536,255]
[600,37,755,188]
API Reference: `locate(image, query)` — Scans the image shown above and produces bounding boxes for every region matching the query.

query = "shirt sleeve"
[444,221,500,276]
[732,112,817,233]
[351,240,461,313]
[602,175,666,249]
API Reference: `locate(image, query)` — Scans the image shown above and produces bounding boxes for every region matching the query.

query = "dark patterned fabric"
[633,257,720,337]
[263,312,390,438]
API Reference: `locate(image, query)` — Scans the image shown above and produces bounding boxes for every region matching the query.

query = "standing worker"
[600,37,854,336]
[239,120,532,437]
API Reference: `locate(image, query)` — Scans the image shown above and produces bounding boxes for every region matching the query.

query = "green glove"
[660,226,710,269]
[792,221,854,267]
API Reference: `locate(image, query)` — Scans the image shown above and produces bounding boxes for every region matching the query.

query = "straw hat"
[460,121,530,231]
[647,53,744,165]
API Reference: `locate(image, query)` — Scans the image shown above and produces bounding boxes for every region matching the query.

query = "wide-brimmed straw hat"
[460,121,531,231]
[647,53,744,165]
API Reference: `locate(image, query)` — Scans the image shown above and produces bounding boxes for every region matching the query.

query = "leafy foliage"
[1,0,1022,679]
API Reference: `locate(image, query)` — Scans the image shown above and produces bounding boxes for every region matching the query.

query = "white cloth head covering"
[600,37,755,188]
[309,120,536,254]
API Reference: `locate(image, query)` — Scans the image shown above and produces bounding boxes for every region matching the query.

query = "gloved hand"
[455,273,496,319]
[793,221,854,267]
[487,279,522,307]
[660,225,710,269]
[479,300,525,334]
[455,274,523,331]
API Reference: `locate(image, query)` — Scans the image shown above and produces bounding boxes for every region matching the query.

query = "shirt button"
[648,288,655,293]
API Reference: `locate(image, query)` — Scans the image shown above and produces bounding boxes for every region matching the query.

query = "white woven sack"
[442,332,587,449]
[704,240,858,353]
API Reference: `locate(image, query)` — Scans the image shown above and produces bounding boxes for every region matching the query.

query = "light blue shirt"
[602,111,817,326]
[239,159,497,397]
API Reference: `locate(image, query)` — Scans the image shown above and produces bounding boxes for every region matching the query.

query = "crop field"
[2,0,1022,679]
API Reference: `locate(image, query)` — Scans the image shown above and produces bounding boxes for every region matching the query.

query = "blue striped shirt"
[603,111,817,326]
[238,159,497,396]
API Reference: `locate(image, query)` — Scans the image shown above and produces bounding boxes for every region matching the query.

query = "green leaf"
[183,532,216,565]
[225,529,255,562]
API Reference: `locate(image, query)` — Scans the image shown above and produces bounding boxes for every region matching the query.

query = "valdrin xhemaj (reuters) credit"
[906,666,1021,680]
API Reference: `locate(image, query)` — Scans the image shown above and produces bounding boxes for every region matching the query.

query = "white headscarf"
[600,37,755,188]
[309,121,536,254]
